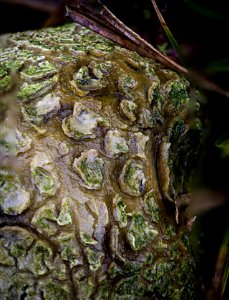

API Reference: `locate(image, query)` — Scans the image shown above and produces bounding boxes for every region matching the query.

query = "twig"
[66,1,229,98]
[66,6,151,57]
[66,1,187,74]
[98,0,187,74]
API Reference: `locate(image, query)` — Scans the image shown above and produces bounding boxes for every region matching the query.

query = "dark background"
[0,0,228,298]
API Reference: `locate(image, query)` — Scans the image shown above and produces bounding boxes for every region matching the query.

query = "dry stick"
[67,2,186,73]
[67,3,229,98]
[71,2,121,36]
[98,1,188,74]
[66,6,163,59]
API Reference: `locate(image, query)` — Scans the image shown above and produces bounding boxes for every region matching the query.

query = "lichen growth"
[80,231,98,245]
[17,78,56,101]
[119,99,137,122]
[143,190,160,222]
[0,21,202,299]
[57,197,72,226]
[62,102,108,140]
[127,213,158,250]
[40,280,70,300]
[85,247,103,272]
[119,159,146,196]
[31,203,58,236]
[30,153,59,196]
[57,232,82,268]
[112,195,127,228]
[20,60,56,81]
[73,149,105,189]
[104,130,129,158]
[0,171,30,215]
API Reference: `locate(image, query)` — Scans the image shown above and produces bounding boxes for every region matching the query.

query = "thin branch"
[98,1,187,74]
[66,6,154,57]
[66,1,187,74]
[66,1,229,98]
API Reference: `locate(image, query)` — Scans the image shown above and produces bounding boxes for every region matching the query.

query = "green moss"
[22,61,56,77]
[73,33,114,52]
[41,280,70,300]
[10,241,26,258]
[127,213,158,251]
[114,276,145,298]
[143,190,160,222]
[17,78,54,101]
[143,259,172,297]
[169,81,189,108]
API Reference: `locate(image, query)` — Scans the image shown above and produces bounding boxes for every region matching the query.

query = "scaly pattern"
[0,23,202,299]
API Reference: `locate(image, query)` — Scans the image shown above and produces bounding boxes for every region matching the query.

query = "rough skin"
[0,23,202,299]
